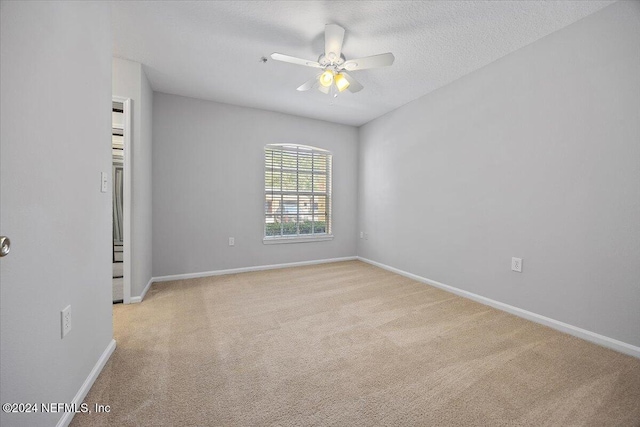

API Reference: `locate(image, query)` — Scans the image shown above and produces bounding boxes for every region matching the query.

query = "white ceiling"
[112,1,614,126]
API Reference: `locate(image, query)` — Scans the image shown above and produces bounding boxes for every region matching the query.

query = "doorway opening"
[112,98,131,304]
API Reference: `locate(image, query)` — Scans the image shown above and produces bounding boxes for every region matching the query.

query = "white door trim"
[113,96,132,304]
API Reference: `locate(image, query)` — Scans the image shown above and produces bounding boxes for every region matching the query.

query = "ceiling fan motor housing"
[318,53,346,67]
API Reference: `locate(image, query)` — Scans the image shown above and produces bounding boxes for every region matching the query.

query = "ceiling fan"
[270,24,395,96]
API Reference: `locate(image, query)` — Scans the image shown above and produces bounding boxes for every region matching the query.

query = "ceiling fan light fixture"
[319,70,334,87]
[335,73,350,92]
[271,24,394,95]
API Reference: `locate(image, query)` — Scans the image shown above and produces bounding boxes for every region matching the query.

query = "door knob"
[0,236,10,257]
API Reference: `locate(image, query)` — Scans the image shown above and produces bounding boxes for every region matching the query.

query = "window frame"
[263,144,333,244]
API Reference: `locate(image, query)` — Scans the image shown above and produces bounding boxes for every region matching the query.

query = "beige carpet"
[72,261,640,426]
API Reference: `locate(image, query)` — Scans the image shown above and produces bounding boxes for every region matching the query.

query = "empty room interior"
[1,1,640,426]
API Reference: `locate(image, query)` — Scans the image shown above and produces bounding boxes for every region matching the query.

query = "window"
[264,144,332,243]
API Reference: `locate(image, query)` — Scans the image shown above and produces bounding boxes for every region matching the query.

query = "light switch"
[101,172,108,193]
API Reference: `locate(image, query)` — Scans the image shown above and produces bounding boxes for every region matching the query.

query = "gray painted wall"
[357,1,640,347]
[112,58,153,297]
[139,63,154,296]
[0,2,113,426]
[152,93,358,277]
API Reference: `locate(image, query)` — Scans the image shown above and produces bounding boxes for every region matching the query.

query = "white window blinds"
[264,144,332,239]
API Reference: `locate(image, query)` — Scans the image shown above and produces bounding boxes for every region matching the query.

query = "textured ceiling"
[112,1,614,126]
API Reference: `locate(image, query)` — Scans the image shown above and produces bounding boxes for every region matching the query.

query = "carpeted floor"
[72,260,640,426]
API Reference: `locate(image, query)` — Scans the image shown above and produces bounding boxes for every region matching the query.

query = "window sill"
[263,235,334,245]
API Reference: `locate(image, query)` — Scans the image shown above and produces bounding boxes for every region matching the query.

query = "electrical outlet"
[365,232,369,240]
[359,231,363,239]
[511,257,522,273]
[229,237,235,246]
[61,305,72,338]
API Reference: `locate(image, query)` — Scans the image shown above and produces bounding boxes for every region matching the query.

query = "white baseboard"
[130,277,153,304]
[357,257,640,359]
[153,256,358,283]
[57,339,116,427]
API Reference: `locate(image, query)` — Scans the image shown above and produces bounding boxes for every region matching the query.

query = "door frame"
[113,96,132,304]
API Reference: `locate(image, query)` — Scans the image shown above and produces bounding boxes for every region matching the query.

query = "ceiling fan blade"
[296,75,320,92]
[341,72,364,93]
[317,84,330,95]
[324,24,345,61]
[270,53,322,68]
[343,53,394,71]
